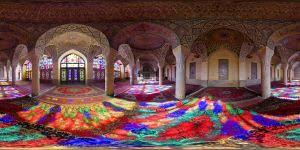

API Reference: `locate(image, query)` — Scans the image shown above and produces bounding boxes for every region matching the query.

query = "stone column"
[259,47,274,99]
[158,64,163,85]
[172,45,189,99]
[31,54,40,96]
[87,60,94,84]
[289,69,293,81]
[104,49,117,96]
[52,58,59,85]
[11,65,16,86]
[6,64,10,82]
[129,65,136,85]
[271,65,275,81]
[0,67,3,80]
[120,65,125,80]
[3,66,7,81]
[282,63,289,85]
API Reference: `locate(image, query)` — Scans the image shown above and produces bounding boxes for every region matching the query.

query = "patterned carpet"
[0,86,29,100]
[247,81,300,101]
[116,84,175,102]
[14,81,55,94]
[0,95,297,148]
[37,86,105,105]
[91,80,131,96]
[115,83,203,102]
[195,87,258,102]
[0,84,298,148]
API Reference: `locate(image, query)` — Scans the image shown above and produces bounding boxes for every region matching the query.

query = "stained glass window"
[114,60,122,79]
[23,60,32,80]
[40,55,53,81]
[60,53,85,83]
[93,55,105,81]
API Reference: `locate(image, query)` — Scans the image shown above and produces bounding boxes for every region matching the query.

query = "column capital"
[172,45,190,60]
[257,46,274,63]
[118,44,135,66]
[154,43,170,68]
[104,48,118,64]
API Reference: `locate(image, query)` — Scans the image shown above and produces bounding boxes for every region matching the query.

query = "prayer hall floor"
[0,82,298,148]
[247,81,300,101]
[37,86,106,105]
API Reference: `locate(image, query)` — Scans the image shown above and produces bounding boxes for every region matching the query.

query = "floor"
[0,80,298,148]
[247,80,300,101]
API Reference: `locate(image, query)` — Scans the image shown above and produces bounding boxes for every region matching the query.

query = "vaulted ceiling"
[0,0,299,67]
[280,34,300,51]
[0,0,299,23]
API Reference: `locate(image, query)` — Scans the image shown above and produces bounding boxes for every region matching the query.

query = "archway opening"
[114,60,123,81]
[40,55,53,83]
[93,54,105,81]
[23,60,32,81]
[60,53,85,84]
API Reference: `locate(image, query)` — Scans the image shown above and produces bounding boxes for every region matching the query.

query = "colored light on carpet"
[116,85,174,102]
[0,81,10,86]
[196,87,257,102]
[0,86,28,100]
[137,79,158,85]
[0,85,299,148]
[18,97,136,136]
[271,87,300,100]
[37,86,106,105]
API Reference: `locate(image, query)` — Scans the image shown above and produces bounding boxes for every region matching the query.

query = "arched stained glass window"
[60,53,85,84]
[93,55,105,80]
[40,55,53,81]
[23,60,32,80]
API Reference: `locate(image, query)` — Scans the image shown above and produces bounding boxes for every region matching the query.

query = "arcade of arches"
[0,0,299,149]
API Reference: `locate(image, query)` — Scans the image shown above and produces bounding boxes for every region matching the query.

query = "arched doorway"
[60,53,85,84]
[23,60,32,81]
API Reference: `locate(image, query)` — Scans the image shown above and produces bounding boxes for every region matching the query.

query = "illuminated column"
[0,66,3,80]
[158,64,163,85]
[172,45,189,99]
[11,65,16,86]
[52,58,59,85]
[129,65,136,85]
[3,66,7,81]
[104,49,117,96]
[6,63,10,82]
[282,63,289,85]
[120,65,125,80]
[259,47,274,99]
[31,53,40,96]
